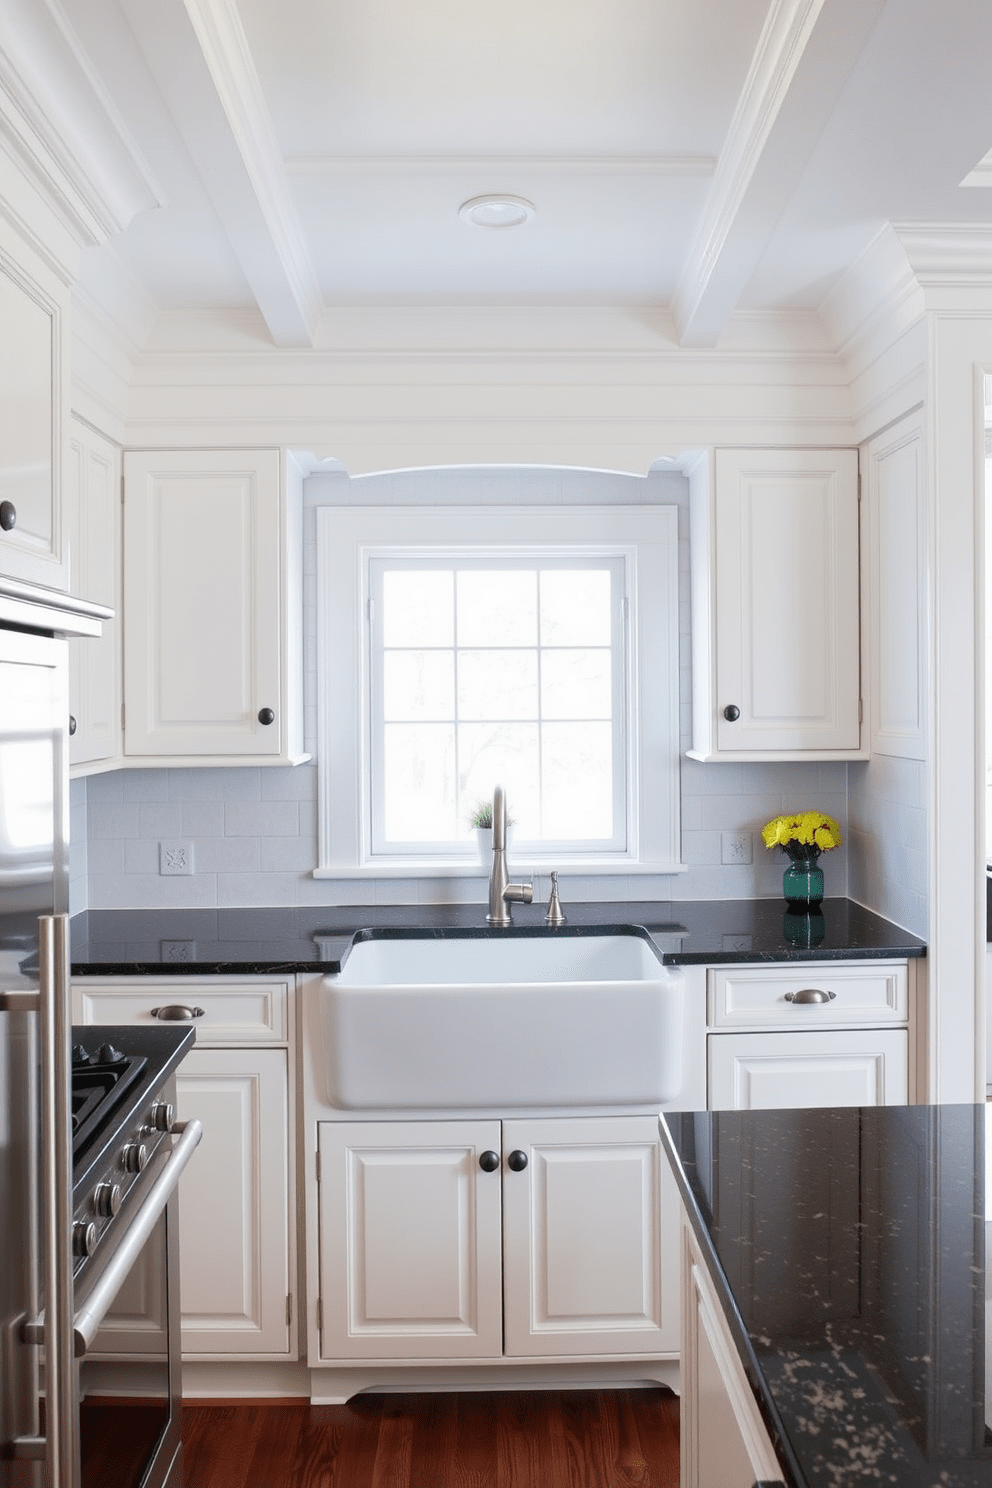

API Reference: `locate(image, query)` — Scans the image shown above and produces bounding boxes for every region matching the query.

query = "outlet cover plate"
[159,840,194,876]
[721,831,753,866]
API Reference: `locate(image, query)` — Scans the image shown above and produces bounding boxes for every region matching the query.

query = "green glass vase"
[783,856,824,908]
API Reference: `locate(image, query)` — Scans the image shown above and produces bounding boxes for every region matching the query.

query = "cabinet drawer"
[73,979,290,1044]
[708,962,908,1029]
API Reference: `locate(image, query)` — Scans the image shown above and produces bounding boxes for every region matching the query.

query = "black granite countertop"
[661,1104,992,1488]
[68,898,926,976]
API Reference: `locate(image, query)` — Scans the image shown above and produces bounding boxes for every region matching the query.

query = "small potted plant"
[761,810,842,909]
[468,799,513,862]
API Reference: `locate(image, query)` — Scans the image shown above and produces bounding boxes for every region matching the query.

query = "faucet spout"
[486,785,532,926]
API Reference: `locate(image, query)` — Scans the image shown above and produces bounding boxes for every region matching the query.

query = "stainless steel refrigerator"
[0,580,108,1488]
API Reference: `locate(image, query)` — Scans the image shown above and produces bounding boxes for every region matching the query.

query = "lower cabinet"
[680,1216,781,1488]
[72,976,296,1360]
[707,960,912,1110]
[316,1114,677,1363]
[175,1046,292,1355]
[708,1028,909,1109]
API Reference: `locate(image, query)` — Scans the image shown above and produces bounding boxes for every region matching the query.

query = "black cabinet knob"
[68,715,77,736]
[258,707,275,725]
[723,704,740,722]
[0,500,15,532]
[479,1150,500,1173]
[507,1150,528,1172]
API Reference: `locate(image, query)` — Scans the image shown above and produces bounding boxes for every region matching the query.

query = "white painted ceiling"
[33,0,992,346]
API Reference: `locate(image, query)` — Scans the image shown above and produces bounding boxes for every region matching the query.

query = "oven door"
[73,1118,201,1488]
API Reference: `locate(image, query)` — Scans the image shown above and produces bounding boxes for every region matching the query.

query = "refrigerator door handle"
[14,915,78,1487]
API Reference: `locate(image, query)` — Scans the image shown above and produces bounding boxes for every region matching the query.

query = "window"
[316,504,681,876]
[371,555,625,853]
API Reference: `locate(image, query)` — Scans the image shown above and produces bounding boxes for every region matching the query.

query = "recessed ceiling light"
[458,194,535,229]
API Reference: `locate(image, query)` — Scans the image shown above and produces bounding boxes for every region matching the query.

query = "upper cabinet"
[0,238,70,593]
[689,448,864,761]
[122,449,306,765]
[68,418,122,772]
[863,413,926,762]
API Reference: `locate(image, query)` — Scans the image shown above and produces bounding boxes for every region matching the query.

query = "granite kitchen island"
[661,1103,991,1488]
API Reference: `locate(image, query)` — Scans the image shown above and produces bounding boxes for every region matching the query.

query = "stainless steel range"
[68,1025,199,1488]
[0,589,200,1488]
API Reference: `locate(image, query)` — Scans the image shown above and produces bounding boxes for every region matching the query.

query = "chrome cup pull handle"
[150,1004,205,1021]
[784,988,836,1005]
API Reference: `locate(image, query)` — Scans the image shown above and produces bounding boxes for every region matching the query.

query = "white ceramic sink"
[320,932,684,1111]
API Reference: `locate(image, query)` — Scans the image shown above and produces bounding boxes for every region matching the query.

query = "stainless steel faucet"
[486,785,533,926]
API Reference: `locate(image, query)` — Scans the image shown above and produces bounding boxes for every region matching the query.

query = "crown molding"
[820,224,925,372]
[0,0,162,248]
[891,223,992,285]
[285,154,716,178]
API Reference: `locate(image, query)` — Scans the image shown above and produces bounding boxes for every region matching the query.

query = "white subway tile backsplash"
[195,836,261,873]
[224,801,300,837]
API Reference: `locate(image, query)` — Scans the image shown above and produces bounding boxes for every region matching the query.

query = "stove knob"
[149,1101,175,1133]
[72,1220,98,1258]
[93,1181,123,1217]
[122,1141,148,1174]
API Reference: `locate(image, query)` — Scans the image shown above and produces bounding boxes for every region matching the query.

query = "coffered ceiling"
[15,0,992,348]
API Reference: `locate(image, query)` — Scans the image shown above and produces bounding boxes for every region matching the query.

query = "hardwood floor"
[181,1388,680,1488]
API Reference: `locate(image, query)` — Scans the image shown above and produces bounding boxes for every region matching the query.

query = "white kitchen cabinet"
[689,447,863,760]
[315,1114,676,1364]
[0,237,70,592]
[501,1115,675,1357]
[706,961,912,1110]
[121,448,306,764]
[864,412,927,760]
[72,976,297,1360]
[317,1119,504,1360]
[679,1216,782,1488]
[68,418,121,771]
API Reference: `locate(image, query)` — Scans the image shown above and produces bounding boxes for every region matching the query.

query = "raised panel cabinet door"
[317,1120,503,1361]
[0,252,69,591]
[501,1115,674,1357]
[866,413,926,760]
[680,1222,782,1488]
[122,449,282,756]
[68,419,121,768]
[176,1047,291,1357]
[714,449,861,753]
[708,1029,909,1111]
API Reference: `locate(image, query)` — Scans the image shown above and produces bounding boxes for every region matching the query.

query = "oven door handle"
[70,1118,203,1358]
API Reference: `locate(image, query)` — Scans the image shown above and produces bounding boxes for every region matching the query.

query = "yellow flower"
[761,811,842,852]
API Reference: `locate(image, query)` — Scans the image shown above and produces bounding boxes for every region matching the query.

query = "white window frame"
[315,504,682,877]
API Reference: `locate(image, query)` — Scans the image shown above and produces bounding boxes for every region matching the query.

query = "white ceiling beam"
[672,0,887,348]
[122,0,322,347]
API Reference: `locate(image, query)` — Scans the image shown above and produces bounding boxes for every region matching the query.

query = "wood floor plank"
[369,1397,416,1488]
[182,1405,265,1488]
[626,1390,680,1488]
[294,1401,381,1488]
[243,1401,307,1486]
[180,1387,680,1488]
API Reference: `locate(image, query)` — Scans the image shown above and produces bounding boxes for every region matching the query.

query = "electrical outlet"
[161,940,196,962]
[159,840,194,876]
[721,830,752,866]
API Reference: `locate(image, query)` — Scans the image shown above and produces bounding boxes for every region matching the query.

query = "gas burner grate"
[71,1043,147,1161]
